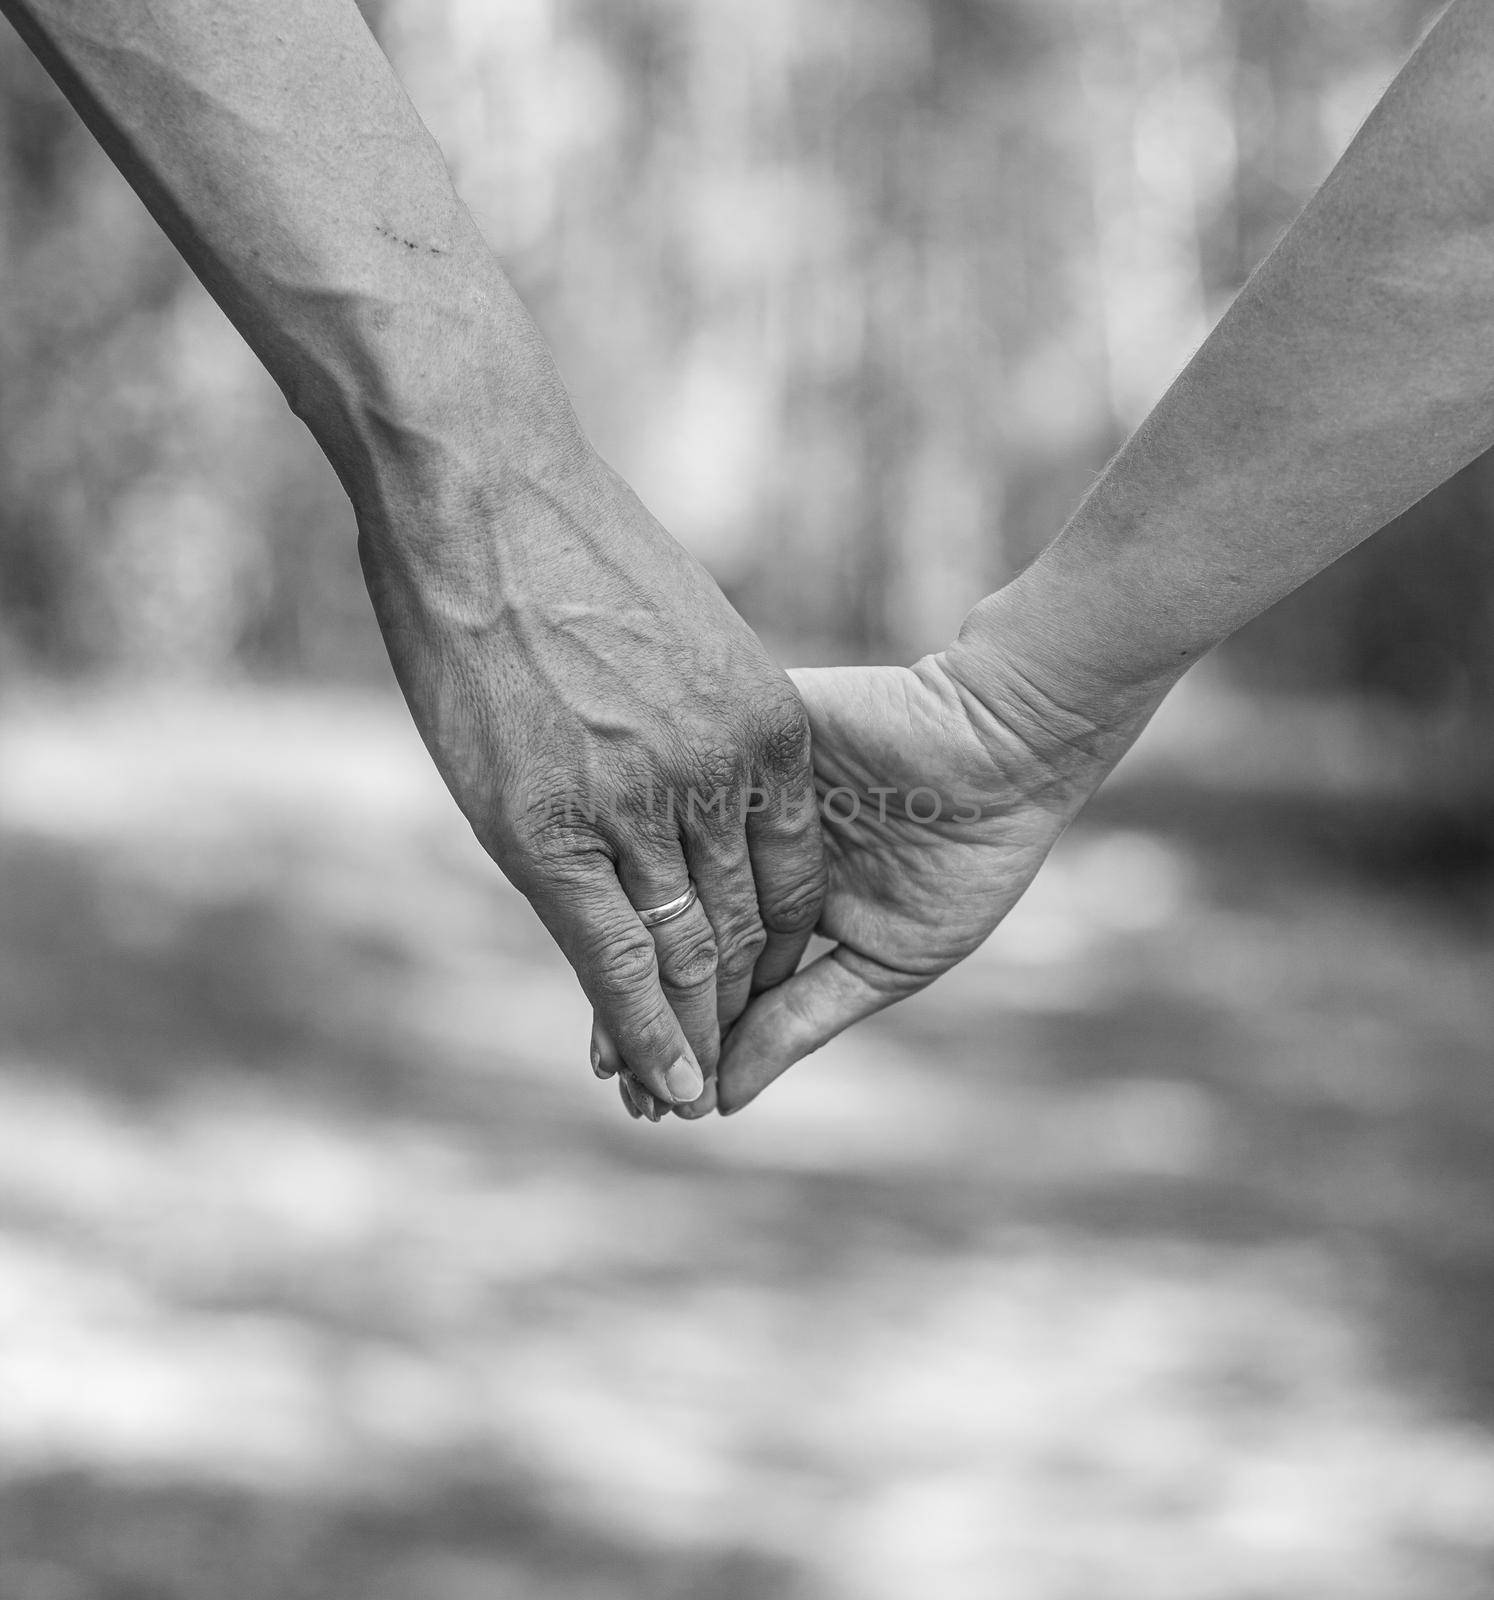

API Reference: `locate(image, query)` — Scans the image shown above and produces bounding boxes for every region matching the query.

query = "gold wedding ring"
[635,883,698,929]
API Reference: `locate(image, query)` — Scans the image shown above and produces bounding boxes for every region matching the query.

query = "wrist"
[938,575,1177,806]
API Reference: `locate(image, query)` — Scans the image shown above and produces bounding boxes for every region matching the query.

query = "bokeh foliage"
[2,0,1489,699]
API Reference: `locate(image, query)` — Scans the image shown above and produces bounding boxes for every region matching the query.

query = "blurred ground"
[0,678,1492,1600]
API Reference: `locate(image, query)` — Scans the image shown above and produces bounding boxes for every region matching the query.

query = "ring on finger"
[635,882,698,929]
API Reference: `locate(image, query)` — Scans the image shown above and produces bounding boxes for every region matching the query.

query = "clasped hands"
[359,426,1142,1124]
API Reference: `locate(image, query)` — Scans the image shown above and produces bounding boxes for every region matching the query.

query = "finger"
[532,857,705,1108]
[614,846,721,1080]
[591,1018,619,1079]
[682,825,767,1037]
[596,1012,711,1124]
[715,945,911,1115]
[672,1075,718,1120]
[598,1008,713,1119]
[744,780,826,995]
[621,1071,661,1122]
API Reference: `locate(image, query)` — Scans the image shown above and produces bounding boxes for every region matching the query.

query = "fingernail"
[664,1054,704,1104]
[591,1040,613,1079]
[619,1078,642,1119]
[623,1074,660,1122]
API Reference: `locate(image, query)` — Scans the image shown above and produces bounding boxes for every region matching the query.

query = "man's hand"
[714,630,1154,1113]
[359,432,824,1111]
[0,0,827,1113]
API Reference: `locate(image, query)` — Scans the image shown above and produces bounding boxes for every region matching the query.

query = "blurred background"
[2,1,1492,1596]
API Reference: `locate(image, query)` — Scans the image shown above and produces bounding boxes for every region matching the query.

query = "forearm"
[0,0,584,521]
[953,0,1494,742]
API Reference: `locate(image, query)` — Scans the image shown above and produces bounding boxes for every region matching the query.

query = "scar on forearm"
[374,222,446,255]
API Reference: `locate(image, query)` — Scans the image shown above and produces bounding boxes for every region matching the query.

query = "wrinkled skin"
[359,439,825,1112]
[714,651,1141,1113]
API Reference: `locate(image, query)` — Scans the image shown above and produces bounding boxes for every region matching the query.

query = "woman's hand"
[359,435,824,1113]
[714,630,1158,1114]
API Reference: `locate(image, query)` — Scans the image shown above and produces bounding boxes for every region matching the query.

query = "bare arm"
[0,0,552,493]
[952,0,1494,750]
[1,0,826,1114]
[718,0,1494,1111]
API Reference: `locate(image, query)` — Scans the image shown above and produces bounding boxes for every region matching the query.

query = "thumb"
[715,946,907,1114]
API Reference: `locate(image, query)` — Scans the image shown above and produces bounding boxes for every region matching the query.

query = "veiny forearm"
[957,0,1494,734]
[0,0,582,512]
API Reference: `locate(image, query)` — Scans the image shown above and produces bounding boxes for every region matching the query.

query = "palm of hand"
[716,658,1085,1112]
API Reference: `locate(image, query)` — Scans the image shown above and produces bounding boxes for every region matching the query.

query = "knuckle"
[753,688,812,775]
[715,909,768,975]
[591,932,660,998]
[659,923,719,991]
[505,800,598,879]
[526,854,612,923]
[764,872,824,935]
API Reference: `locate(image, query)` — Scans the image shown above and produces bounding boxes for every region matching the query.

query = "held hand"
[715,645,1148,1113]
[358,438,824,1113]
